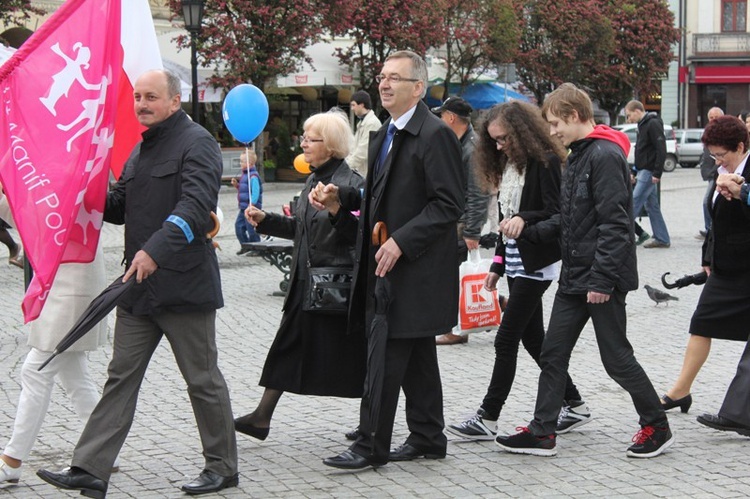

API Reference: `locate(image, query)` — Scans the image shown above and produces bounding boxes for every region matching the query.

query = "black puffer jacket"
[523,129,638,295]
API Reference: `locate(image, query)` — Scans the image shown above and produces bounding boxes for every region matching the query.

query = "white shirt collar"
[391,104,418,130]
[717,151,750,177]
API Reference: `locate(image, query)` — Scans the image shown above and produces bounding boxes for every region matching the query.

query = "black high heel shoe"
[660,394,692,413]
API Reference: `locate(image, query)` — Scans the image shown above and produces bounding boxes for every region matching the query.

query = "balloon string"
[245,144,252,207]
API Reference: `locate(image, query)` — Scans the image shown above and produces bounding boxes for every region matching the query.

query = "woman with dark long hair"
[447,101,589,440]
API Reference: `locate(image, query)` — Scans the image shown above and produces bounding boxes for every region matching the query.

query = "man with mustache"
[37,69,238,497]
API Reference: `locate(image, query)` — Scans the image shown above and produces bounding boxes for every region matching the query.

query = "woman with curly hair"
[447,101,590,440]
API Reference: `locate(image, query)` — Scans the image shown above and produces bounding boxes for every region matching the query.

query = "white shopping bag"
[452,250,502,336]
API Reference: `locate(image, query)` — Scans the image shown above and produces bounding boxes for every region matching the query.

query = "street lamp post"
[181,0,205,124]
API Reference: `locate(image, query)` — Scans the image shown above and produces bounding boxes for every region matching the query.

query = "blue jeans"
[235,209,259,244]
[632,169,670,244]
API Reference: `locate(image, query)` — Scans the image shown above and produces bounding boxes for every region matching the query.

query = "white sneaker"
[0,460,21,484]
[447,409,497,441]
[556,402,593,434]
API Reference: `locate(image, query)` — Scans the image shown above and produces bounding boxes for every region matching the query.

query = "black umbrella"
[362,221,392,455]
[661,271,708,290]
[38,275,135,371]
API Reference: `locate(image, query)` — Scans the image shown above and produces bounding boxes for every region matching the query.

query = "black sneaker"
[556,401,593,434]
[626,425,674,458]
[495,426,557,456]
[447,409,497,441]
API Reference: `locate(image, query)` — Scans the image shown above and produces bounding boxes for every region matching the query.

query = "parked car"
[221,147,244,184]
[612,123,679,172]
[675,128,704,168]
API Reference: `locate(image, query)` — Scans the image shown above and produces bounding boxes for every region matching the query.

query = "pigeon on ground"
[644,285,679,306]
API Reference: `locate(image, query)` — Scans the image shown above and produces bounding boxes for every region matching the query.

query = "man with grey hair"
[318,50,464,469]
[38,69,238,496]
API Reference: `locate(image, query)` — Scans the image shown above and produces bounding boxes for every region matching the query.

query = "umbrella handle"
[372,221,388,247]
[661,272,679,289]
[206,211,220,239]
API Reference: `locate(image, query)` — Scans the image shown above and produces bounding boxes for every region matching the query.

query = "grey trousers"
[719,338,750,426]
[71,307,237,481]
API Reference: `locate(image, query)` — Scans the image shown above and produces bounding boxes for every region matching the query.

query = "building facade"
[680,0,750,126]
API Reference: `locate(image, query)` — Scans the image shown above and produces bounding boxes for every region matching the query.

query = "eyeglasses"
[494,134,508,146]
[375,74,420,84]
[301,136,324,144]
[709,150,730,160]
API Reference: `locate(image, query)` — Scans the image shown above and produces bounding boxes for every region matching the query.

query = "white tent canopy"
[276,40,359,88]
[156,31,224,103]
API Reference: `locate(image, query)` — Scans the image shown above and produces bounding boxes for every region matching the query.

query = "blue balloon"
[222,84,269,144]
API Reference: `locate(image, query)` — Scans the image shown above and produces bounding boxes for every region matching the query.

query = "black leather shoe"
[234,414,269,441]
[389,443,446,461]
[345,427,363,441]
[697,413,750,436]
[323,450,382,470]
[36,467,108,499]
[181,470,239,495]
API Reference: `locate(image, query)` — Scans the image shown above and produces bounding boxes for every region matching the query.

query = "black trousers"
[719,338,750,426]
[481,277,582,420]
[528,290,666,436]
[351,336,446,463]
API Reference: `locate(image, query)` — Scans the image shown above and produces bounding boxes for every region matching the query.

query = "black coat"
[255,159,366,397]
[702,166,750,275]
[347,101,465,338]
[525,138,638,295]
[257,158,363,311]
[491,155,562,275]
[104,111,223,315]
[634,112,666,178]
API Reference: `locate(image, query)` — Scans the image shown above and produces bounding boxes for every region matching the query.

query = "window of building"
[722,0,747,32]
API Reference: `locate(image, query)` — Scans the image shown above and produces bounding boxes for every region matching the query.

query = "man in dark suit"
[37,70,238,496]
[318,50,465,469]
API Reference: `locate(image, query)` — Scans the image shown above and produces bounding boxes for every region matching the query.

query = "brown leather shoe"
[436,333,468,345]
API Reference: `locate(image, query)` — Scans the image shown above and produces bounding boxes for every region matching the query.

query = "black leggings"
[480,276,582,420]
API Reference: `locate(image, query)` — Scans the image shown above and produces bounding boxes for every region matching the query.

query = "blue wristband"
[166,215,194,243]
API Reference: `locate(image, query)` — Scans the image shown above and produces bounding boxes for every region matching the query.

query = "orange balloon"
[293,154,311,174]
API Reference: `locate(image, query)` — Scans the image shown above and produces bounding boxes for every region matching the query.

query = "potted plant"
[263,159,276,182]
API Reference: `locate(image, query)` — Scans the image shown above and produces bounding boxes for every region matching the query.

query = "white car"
[612,123,679,173]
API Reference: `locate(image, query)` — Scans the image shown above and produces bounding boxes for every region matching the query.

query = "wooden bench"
[242,239,294,295]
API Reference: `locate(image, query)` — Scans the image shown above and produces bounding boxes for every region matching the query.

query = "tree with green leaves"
[434,0,519,95]
[168,0,335,92]
[514,0,615,104]
[589,0,679,123]
[0,0,43,29]
[324,0,445,112]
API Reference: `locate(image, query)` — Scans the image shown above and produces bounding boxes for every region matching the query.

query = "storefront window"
[723,0,747,32]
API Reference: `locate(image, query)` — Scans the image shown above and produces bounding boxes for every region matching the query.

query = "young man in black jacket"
[495,83,673,459]
[625,100,671,248]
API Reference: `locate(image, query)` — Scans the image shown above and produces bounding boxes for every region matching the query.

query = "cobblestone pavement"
[1,168,749,498]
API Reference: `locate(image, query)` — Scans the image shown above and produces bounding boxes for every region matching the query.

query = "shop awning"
[694,65,750,84]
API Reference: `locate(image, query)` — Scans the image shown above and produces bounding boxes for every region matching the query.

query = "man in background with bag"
[430,96,492,345]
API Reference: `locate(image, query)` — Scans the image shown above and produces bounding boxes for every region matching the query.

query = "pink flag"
[0,0,161,322]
